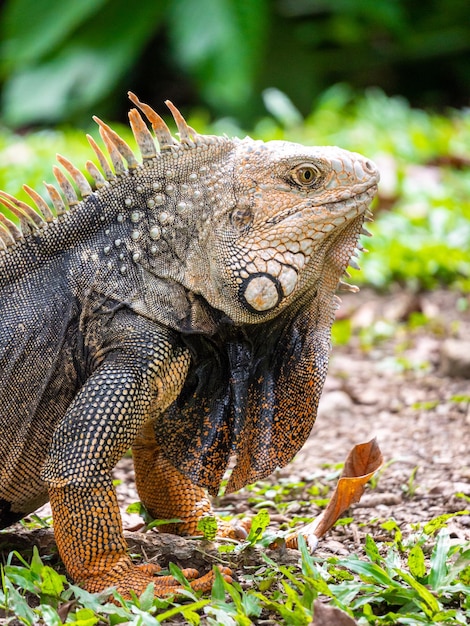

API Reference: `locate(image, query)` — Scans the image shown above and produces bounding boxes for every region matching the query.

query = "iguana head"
[195,139,379,325]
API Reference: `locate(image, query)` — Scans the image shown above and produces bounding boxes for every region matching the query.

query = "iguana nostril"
[240,273,282,313]
[364,160,377,174]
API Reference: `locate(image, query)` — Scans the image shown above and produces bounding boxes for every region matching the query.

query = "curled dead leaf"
[284,438,383,550]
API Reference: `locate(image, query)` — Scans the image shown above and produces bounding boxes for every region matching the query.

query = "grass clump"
[1,512,468,625]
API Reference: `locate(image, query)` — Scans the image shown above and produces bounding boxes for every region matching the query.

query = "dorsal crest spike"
[338,280,360,293]
[0,191,44,229]
[93,116,138,170]
[43,182,67,215]
[85,160,106,188]
[56,155,93,198]
[0,224,12,249]
[165,100,198,145]
[127,91,176,149]
[97,124,126,176]
[23,185,54,222]
[53,166,79,207]
[0,212,22,243]
[87,134,115,181]
[128,108,157,159]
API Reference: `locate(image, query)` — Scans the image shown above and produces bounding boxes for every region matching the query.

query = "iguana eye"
[291,164,322,188]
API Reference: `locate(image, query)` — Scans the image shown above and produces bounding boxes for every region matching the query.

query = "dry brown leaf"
[309,599,358,625]
[285,438,383,550]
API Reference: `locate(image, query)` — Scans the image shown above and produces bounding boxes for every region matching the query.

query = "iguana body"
[0,94,379,596]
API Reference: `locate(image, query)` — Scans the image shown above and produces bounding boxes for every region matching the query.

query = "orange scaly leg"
[133,422,250,538]
[49,479,230,597]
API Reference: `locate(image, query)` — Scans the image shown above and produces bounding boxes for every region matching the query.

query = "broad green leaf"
[395,570,441,614]
[2,0,106,69]
[241,591,263,618]
[424,511,469,536]
[407,545,426,580]
[381,519,403,545]
[211,567,226,602]
[138,582,155,612]
[262,88,303,127]
[365,534,383,564]
[156,599,209,622]
[167,0,268,113]
[444,547,470,586]
[338,556,397,587]
[40,566,65,596]
[2,0,167,126]
[218,543,237,553]
[3,565,37,594]
[246,508,270,544]
[69,608,100,626]
[1,576,36,622]
[197,515,218,541]
[30,545,45,576]
[126,501,144,514]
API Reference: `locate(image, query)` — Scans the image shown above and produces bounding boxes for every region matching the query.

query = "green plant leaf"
[2,0,106,69]
[395,569,441,615]
[167,0,268,114]
[365,534,383,564]
[338,556,398,587]
[428,530,450,589]
[246,508,270,545]
[197,515,218,541]
[68,607,101,626]
[1,574,36,622]
[424,511,470,536]
[40,566,65,597]
[2,0,167,126]
[138,582,155,612]
[211,567,226,602]
[407,544,426,580]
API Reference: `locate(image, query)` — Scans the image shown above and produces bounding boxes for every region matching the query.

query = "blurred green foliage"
[0,86,469,291]
[1,0,470,127]
[0,0,268,126]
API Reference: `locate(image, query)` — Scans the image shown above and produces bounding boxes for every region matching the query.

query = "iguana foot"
[83,562,232,598]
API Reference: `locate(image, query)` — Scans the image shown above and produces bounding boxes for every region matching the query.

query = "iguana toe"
[84,563,232,598]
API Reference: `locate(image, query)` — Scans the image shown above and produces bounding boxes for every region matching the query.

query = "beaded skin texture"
[0,93,379,596]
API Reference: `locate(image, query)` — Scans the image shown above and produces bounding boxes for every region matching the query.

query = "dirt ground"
[112,287,470,569]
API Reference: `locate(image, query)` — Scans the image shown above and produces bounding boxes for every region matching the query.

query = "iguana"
[0,93,379,597]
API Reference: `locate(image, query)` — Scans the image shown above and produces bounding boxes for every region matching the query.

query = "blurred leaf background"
[0,0,469,290]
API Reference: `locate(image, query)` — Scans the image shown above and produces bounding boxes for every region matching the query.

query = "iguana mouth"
[319,183,378,216]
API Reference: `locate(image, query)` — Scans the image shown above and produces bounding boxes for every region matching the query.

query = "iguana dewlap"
[0,93,379,597]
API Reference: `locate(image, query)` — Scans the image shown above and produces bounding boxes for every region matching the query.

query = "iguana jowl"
[0,93,379,596]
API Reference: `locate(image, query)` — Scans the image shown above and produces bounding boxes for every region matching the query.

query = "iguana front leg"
[43,317,228,597]
[49,479,225,596]
[133,422,250,538]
